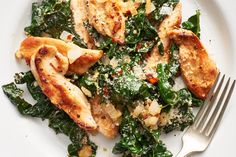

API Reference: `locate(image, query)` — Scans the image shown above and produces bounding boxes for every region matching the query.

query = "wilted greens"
[3,0,205,156]
[25,0,86,47]
[182,10,201,38]
[113,109,172,157]
[2,72,97,157]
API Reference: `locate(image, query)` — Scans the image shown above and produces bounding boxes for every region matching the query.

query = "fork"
[176,73,236,157]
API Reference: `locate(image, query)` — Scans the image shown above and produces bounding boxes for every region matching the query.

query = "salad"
[2,0,218,156]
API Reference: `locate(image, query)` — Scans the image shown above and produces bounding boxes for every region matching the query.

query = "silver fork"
[176,73,236,157]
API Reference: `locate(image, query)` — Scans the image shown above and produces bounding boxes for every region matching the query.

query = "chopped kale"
[77,75,98,95]
[25,0,86,48]
[125,5,164,55]
[6,0,205,156]
[192,96,204,107]
[125,6,157,44]
[150,0,179,25]
[110,72,157,105]
[95,63,158,105]
[2,72,97,157]
[156,44,202,132]
[113,109,172,157]
[182,10,201,38]
[2,83,32,114]
[14,71,46,101]
[168,43,180,77]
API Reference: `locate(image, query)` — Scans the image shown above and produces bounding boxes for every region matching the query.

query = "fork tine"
[205,79,235,137]
[194,73,223,129]
[197,75,225,132]
[202,77,230,134]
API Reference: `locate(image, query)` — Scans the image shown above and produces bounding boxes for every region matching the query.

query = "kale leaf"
[95,63,158,105]
[2,72,97,157]
[150,0,179,25]
[125,5,164,55]
[25,0,86,47]
[156,43,203,132]
[110,72,157,105]
[76,75,98,95]
[125,6,158,44]
[156,43,180,105]
[2,83,32,114]
[113,109,172,157]
[182,10,201,38]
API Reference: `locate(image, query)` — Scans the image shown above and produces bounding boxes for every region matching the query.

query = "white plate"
[0,0,235,156]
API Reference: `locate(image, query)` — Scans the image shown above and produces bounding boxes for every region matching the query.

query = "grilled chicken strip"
[90,95,119,138]
[158,2,182,52]
[16,37,103,75]
[16,37,104,130]
[70,0,95,48]
[87,0,126,43]
[30,45,97,130]
[120,0,140,16]
[144,3,182,73]
[168,29,218,99]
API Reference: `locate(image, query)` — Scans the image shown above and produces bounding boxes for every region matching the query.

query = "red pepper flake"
[118,69,123,76]
[67,34,74,41]
[136,43,142,51]
[103,85,109,96]
[112,21,121,34]
[146,74,159,84]
[112,38,124,44]
[145,52,151,59]
[125,10,132,16]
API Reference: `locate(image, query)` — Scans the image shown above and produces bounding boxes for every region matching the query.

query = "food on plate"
[144,2,182,73]
[2,0,219,156]
[70,0,95,49]
[158,2,182,52]
[90,95,120,138]
[169,29,218,99]
[16,37,103,75]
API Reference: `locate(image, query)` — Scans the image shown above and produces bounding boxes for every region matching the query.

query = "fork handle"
[175,146,192,157]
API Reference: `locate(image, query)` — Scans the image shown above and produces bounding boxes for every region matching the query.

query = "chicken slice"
[144,46,170,74]
[16,37,103,75]
[120,0,140,16]
[168,29,218,99]
[87,0,126,43]
[16,37,70,64]
[90,95,119,138]
[66,43,104,74]
[144,3,182,74]
[30,45,97,130]
[70,0,95,49]
[158,2,182,52]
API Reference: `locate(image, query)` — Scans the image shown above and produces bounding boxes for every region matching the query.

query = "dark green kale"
[14,71,46,101]
[157,64,179,105]
[156,43,180,105]
[125,6,158,44]
[113,109,172,157]
[150,0,179,25]
[2,83,32,114]
[95,63,158,105]
[182,10,201,38]
[76,75,98,95]
[110,71,157,105]
[168,43,180,77]
[25,0,86,47]
[125,5,164,55]
[2,72,97,157]
[156,43,203,132]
